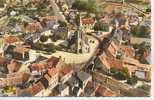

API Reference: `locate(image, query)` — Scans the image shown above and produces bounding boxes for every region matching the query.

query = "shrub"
[44,43,56,52]
[40,35,48,42]
[111,68,129,80]
[58,20,67,27]
[33,42,44,50]
[127,76,138,85]
[94,22,109,32]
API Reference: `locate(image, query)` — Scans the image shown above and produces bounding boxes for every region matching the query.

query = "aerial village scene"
[0,0,151,97]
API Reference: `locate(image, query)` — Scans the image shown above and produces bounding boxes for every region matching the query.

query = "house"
[82,81,97,96]
[105,41,119,58]
[12,46,30,60]
[7,72,30,85]
[4,36,19,45]
[24,22,43,33]
[4,45,30,60]
[59,71,90,96]
[7,59,22,73]
[0,56,10,74]
[0,56,10,67]
[94,85,118,96]
[134,63,151,81]
[45,67,59,90]
[95,55,124,74]
[0,72,30,88]
[46,56,62,68]
[40,16,57,29]
[59,64,74,83]
[28,62,47,75]
[58,83,69,96]
[19,68,59,96]
[81,18,95,33]
[76,71,92,89]
[121,46,135,58]
[20,81,45,96]
[29,56,62,75]
[114,27,131,45]
[66,75,80,96]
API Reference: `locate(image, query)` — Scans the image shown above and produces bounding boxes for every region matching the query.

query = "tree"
[33,42,44,50]
[114,71,127,80]
[111,68,129,80]
[44,43,56,53]
[121,67,130,78]
[138,25,150,37]
[58,20,67,27]
[40,35,48,42]
[130,25,139,36]
[127,76,138,85]
[146,8,151,13]
[131,25,150,38]
[110,68,119,74]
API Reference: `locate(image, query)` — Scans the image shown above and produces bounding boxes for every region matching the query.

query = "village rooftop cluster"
[0,0,151,97]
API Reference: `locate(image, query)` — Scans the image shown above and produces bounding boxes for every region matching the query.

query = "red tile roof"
[46,57,60,68]
[4,36,18,44]
[59,64,73,76]
[24,22,43,33]
[122,47,135,57]
[103,89,117,96]
[106,57,123,69]
[29,62,47,72]
[95,85,117,96]
[84,81,96,96]
[107,42,118,57]
[4,72,30,86]
[99,56,123,70]
[26,81,45,96]
[0,56,10,65]
[7,59,22,73]
[82,18,95,25]
[47,67,59,77]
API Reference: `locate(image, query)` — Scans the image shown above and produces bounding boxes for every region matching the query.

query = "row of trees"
[94,22,109,32]
[32,42,56,53]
